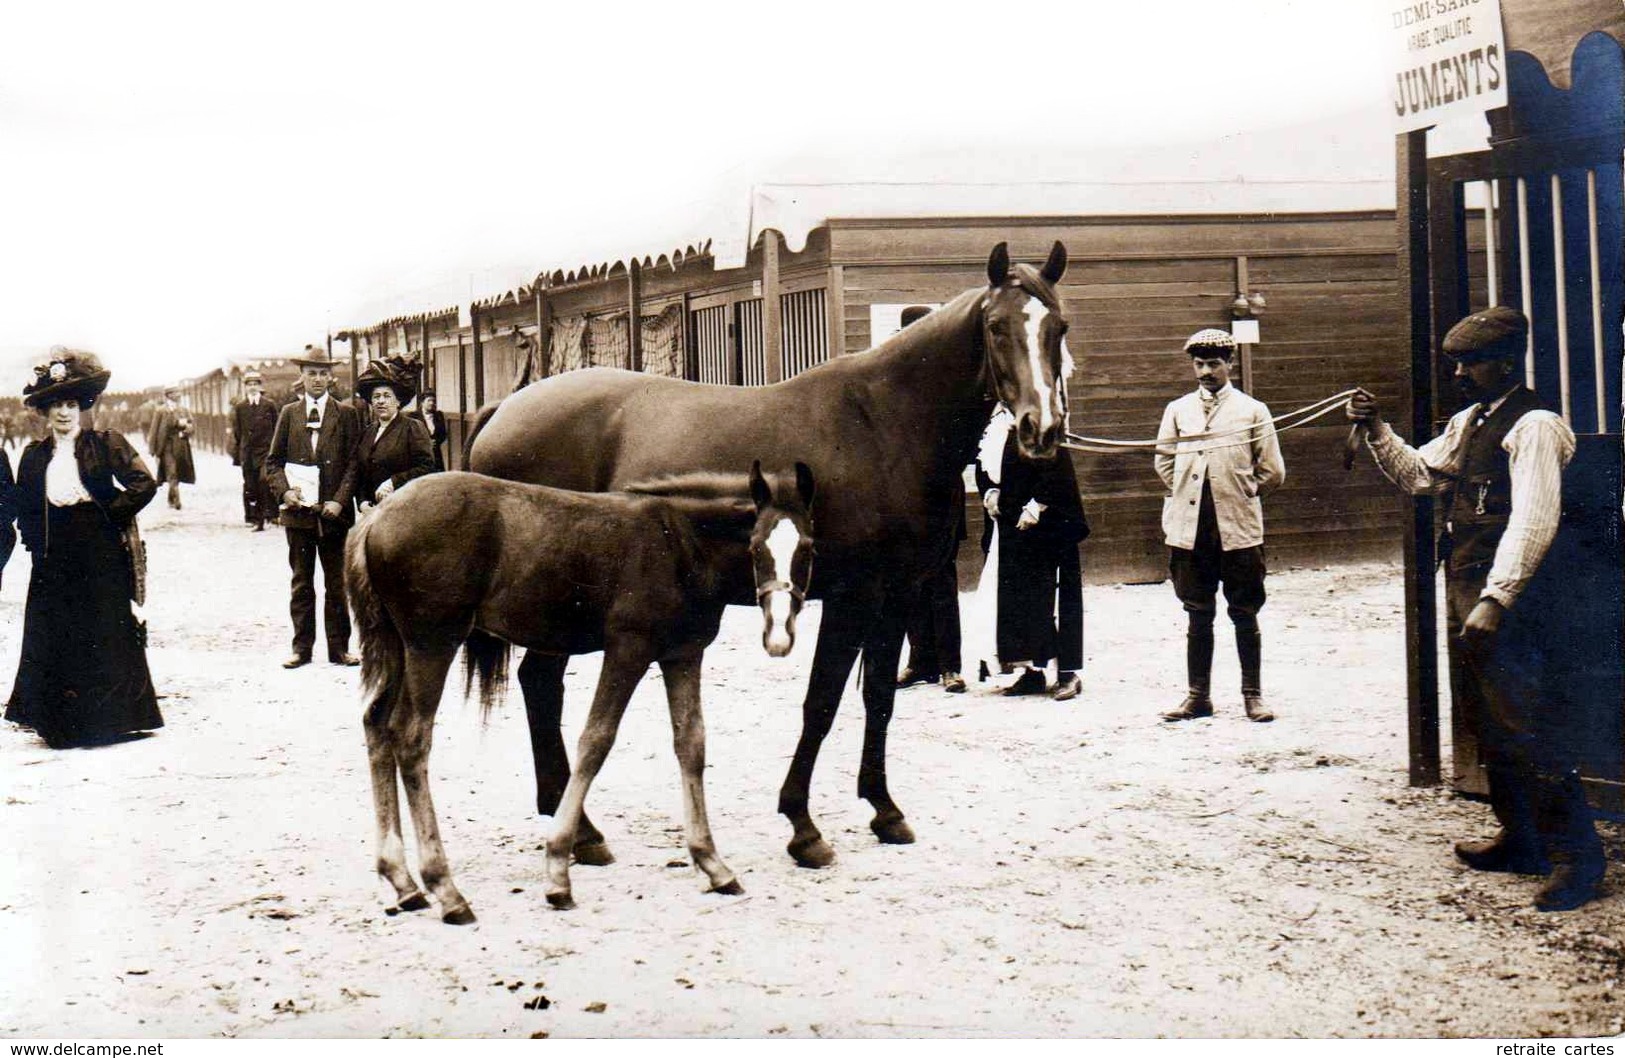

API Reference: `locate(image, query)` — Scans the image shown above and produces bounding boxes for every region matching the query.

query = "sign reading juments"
[1389,0,1508,132]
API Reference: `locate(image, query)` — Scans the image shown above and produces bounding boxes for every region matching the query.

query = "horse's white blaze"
[1023,296,1056,433]
[762,517,801,655]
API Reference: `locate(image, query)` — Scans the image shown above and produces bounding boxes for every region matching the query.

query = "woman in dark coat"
[351,356,435,515]
[408,390,450,472]
[975,409,1090,701]
[6,348,162,748]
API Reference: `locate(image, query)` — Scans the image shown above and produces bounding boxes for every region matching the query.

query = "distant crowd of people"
[0,302,1606,914]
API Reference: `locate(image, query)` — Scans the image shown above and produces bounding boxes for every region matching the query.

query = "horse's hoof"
[871,815,917,845]
[788,836,837,869]
[710,878,745,896]
[573,842,615,867]
[386,891,430,915]
[442,904,477,926]
[546,890,576,910]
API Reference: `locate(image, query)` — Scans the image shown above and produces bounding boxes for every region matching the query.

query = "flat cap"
[1442,306,1528,360]
[1183,328,1237,355]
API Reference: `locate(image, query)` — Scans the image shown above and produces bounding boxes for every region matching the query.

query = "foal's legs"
[543,643,649,909]
[394,648,476,924]
[660,652,741,895]
[519,650,613,865]
[859,585,916,844]
[363,695,429,914]
[777,590,879,868]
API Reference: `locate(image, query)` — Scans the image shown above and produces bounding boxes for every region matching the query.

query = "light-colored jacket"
[1154,384,1286,551]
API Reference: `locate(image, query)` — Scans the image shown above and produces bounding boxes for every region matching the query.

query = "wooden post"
[535,287,553,381]
[1234,256,1254,391]
[420,319,430,399]
[472,307,485,408]
[827,264,846,358]
[1400,128,1441,788]
[628,260,643,373]
[762,229,783,384]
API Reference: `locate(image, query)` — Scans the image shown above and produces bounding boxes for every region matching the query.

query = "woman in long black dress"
[5,348,162,749]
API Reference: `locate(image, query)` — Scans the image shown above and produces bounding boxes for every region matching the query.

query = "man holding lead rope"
[1155,328,1286,723]
[1347,305,1605,913]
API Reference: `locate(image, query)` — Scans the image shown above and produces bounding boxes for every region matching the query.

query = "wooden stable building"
[345,163,1421,586]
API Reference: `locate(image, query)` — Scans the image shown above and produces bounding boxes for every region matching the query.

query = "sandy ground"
[1,445,1622,1040]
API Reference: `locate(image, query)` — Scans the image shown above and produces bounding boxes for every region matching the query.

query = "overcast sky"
[0,0,1393,389]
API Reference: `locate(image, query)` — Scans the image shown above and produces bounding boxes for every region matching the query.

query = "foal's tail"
[346,514,404,726]
[462,629,511,723]
[461,400,503,469]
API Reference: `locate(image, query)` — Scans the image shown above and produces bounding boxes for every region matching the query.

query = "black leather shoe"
[1535,856,1606,912]
[1052,672,1082,701]
[1454,833,1551,875]
[1162,694,1214,721]
[282,654,312,669]
[1002,669,1048,696]
[330,652,362,667]
[896,667,940,688]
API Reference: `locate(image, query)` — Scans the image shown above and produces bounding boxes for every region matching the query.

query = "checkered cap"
[1183,328,1237,354]
[1442,306,1527,361]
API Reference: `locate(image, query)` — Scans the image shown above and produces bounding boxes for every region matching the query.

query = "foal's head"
[980,241,1071,459]
[748,460,816,658]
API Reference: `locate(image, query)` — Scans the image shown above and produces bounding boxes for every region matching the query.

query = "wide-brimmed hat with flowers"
[355,355,420,404]
[23,347,112,410]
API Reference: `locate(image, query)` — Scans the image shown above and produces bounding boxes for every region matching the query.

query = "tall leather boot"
[1163,616,1214,721]
[1455,764,1550,874]
[1236,624,1272,722]
[1533,769,1606,912]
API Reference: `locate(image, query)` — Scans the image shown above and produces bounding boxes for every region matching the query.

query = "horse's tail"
[346,513,404,727]
[461,400,503,469]
[462,628,511,723]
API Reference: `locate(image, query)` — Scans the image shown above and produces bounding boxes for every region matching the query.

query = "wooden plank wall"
[828,215,1410,584]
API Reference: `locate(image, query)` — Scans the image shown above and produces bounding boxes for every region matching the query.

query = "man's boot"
[1236,625,1272,722]
[1455,764,1550,874]
[1533,769,1606,912]
[1163,618,1214,722]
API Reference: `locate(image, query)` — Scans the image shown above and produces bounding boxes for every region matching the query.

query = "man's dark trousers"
[287,524,350,660]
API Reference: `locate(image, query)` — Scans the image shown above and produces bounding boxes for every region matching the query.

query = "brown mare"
[467,241,1070,869]
[345,463,815,920]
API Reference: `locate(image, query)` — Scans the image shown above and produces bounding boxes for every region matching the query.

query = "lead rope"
[1060,388,1360,456]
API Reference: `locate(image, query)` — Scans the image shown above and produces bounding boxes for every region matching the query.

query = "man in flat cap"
[265,346,362,668]
[1348,305,1605,912]
[146,386,196,510]
[1156,328,1286,723]
[230,369,278,531]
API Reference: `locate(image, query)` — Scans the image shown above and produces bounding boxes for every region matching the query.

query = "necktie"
[1200,391,1220,427]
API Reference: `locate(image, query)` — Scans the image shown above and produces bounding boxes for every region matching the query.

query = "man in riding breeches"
[1348,305,1605,913]
[1155,329,1286,723]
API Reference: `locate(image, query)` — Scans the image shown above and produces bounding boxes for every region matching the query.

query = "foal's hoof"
[442,904,478,926]
[573,842,615,867]
[871,814,917,845]
[386,891,430,915]
[546,889,576,911]
[709,877,745,896]
[788,835,837,869]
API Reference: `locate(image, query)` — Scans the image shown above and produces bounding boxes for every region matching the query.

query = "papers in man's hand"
[283,463,320,509]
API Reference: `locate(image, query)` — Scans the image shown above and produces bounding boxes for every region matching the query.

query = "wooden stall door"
[1426,37,1625,807]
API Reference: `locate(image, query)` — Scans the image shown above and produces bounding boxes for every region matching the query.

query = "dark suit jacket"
[354,415,435,510]
[409,409,449,470]
[0,448,15,585]
[265,396,362,531]
[231,397,279,468]
[975,434,1090,552]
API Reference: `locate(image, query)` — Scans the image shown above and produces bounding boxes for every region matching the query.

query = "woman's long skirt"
[5,503,162,747]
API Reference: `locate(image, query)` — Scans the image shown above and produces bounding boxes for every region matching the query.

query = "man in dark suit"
[408,389,450,472]
[264,347,362,669]
[230,369,279,531]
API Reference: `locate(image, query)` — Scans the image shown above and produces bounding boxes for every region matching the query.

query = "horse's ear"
[986,242,1010,287]
[749,459,772,510]
[1041,241,1067,285]
[794,461,815,509]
